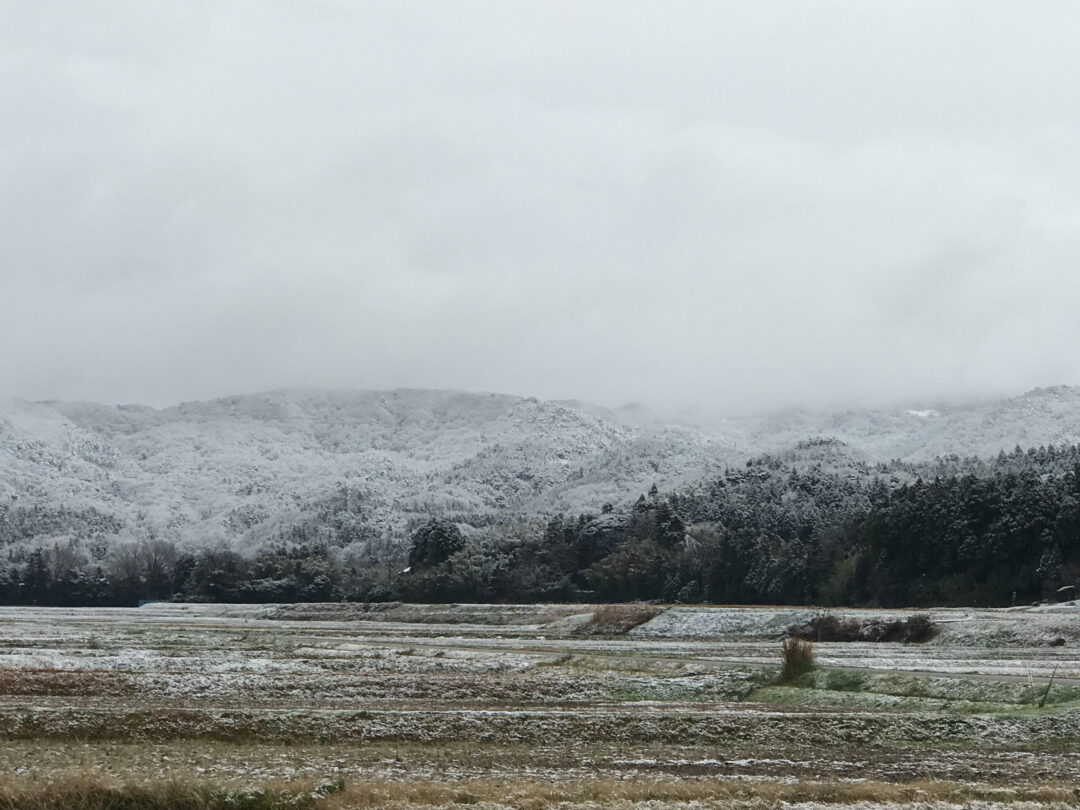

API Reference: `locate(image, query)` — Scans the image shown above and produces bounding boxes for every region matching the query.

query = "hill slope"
[0,389,728,550]
[3,385,1080,552]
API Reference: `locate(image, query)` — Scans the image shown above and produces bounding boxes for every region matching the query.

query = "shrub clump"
[901,613,936,642]
[789,612,937,643]
[778,638,815,683]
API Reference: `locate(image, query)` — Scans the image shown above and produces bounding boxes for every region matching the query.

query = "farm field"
[1,601,1079,809]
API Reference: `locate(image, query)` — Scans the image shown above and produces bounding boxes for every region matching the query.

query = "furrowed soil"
[0,602,1078,809]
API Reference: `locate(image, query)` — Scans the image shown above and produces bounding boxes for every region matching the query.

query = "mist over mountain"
[3,385,1080,555]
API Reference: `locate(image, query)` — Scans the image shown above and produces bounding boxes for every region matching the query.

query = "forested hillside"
[0,389,730,554]
[3,439,1079,608]
[4,387,1080,607]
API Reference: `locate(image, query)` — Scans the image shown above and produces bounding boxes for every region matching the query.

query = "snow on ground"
[1,601,1080,805]
[631,603,1080,651]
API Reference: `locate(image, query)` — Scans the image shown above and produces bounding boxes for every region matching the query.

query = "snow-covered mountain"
[0,389,731,549]
[736,385,1080,462]
[2,385,1080,551]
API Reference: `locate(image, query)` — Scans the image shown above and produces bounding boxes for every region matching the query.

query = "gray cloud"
[3,1,1080,414]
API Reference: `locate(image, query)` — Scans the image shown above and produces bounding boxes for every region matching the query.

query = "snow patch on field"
[631,607,816,638]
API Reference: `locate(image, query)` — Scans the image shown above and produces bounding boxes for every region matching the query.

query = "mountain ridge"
[3,385,1080,553]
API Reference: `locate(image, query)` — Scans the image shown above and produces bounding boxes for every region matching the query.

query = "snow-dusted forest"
[3,386,1080,606]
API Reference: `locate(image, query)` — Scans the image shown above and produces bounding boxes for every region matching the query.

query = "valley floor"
[0,602,1078,809]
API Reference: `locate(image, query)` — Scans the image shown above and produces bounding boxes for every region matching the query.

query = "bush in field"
[778,638,815,683]
[790,611,864,641]
[788,611,937,643]
[902,613,936,642]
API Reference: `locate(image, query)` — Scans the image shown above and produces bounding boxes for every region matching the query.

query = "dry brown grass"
[2,776,1075,810]
[0,667,132,697]
[321,777,1079,808]
[778,637,815,683]
[580,604,661,635]
[0,776,331,810]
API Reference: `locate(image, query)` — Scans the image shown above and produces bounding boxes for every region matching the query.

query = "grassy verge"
[0,776,1075,810]
[6,699,1080,746]
[321,778,1079,808]
[753,667,1080,714]
[0,778,342,810]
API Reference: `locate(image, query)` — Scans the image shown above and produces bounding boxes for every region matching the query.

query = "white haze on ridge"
[2,2,1080,413]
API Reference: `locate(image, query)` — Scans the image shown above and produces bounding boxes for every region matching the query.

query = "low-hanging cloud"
[2,1,1080,414]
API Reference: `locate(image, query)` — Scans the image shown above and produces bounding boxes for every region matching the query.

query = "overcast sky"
[2,2,1079,414]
